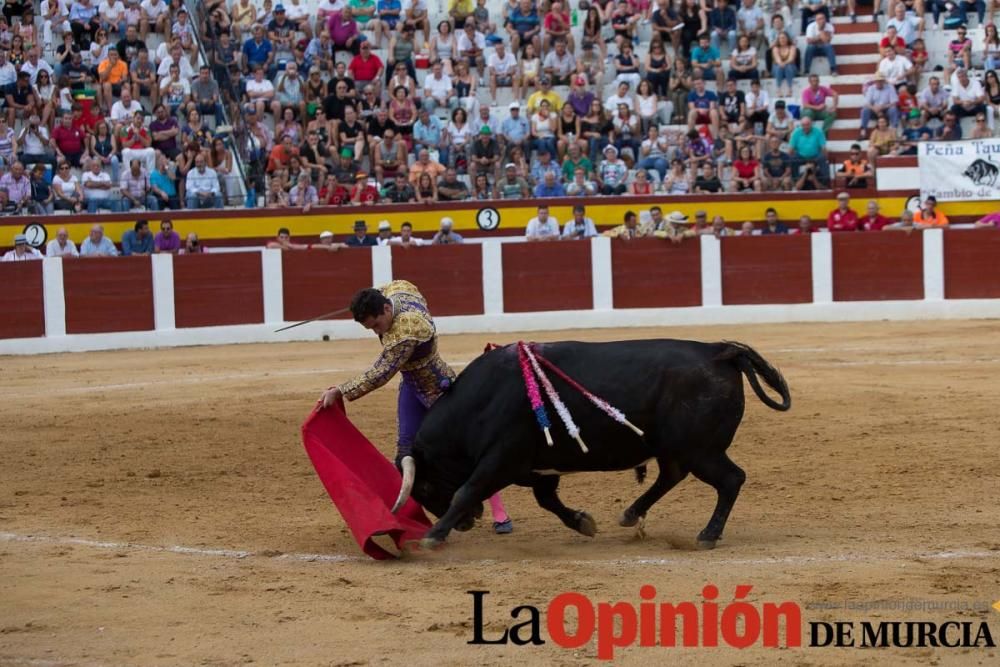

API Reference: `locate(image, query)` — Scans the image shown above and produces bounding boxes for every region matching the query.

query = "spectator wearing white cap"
[376,220,393,246]
[314,230,348,251]
[494,161,530,198]
[432,217,464,244]
[500,102,529,157]
[2,233,42,261]
[596,145,627,195]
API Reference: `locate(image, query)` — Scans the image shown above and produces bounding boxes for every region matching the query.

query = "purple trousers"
[396,379,427,458]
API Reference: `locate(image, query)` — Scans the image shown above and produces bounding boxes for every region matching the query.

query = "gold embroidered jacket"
[338,280,456,406]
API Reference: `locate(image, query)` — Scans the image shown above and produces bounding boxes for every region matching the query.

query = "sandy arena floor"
[2,320,1000,666]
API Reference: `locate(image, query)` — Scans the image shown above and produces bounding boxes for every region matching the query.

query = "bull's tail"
[634,465,647,484]
[716,341,791,411]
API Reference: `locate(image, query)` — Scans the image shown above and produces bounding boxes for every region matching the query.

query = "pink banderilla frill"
[533,352,645,438]
[522,343,587,452]
[517,342,553,445]
[514,341,644,452]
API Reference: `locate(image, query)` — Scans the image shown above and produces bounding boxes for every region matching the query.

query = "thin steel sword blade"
[273,307,351,333]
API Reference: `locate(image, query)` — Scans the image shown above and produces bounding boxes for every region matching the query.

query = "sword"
[273,306,352,333]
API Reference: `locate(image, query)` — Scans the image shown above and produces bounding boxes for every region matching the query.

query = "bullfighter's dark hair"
[350,288,391,323]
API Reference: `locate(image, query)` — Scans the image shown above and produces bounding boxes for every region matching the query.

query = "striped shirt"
[185,166,221,196]
[120,168,151,200]
[0,173,31,204]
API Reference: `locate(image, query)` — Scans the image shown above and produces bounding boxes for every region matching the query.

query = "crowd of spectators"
[0,218,203,260]
[0,0,241,215]
[181,0,1000,210]
[848,17,1000,172]
[0,0,998,218]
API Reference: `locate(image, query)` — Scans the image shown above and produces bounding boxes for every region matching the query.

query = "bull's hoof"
[619,509,640,528]
[420,536,446,550]
[575,511,597,537]
[697,528,721,550]
[455,515,476,532]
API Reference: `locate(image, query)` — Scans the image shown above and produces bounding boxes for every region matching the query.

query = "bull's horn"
[391,456,416,514]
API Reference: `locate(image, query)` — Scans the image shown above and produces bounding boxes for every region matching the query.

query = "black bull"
[398,339,791,549]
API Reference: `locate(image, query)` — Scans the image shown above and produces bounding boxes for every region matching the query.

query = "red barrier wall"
[282,250,373,322]
[62,257,154,333]
[943,229,1000,299]
[611,239,702,309]
[0,262,44,339]
[502,242,593,312]
[832,233,923,301]
[721,236,813,305]
[392,244,484,316]
[174,253,264,328]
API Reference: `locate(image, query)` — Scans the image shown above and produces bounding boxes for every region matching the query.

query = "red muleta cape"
[301,399,432,560]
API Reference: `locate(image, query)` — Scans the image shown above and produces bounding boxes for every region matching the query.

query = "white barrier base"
[3,299,1000,355]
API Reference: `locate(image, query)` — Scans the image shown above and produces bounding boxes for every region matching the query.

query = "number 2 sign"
[22,223,47,248]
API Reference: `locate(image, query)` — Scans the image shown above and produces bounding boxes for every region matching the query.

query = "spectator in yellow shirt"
[525,75,563,114]
[449,0,475,25]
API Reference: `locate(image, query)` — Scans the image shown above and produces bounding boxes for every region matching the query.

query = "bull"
[392,339,791,550]
[964,158,999,188]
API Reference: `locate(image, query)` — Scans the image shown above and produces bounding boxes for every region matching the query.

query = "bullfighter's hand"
[319,386,343,409]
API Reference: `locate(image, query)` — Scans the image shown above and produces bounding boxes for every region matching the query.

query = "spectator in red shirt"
[348,41,384,97]
[860,200,892,231]
[350,171,379,205]
[71,102,101,134]
[319,173,351,205]
[879,27,905,57]
[827,192,859,231]
[50,111,86,167]
[266,133,299,173]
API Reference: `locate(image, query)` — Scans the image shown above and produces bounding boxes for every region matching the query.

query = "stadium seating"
[4,0,995,215]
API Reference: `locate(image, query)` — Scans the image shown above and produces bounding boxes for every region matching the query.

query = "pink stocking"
[488,493,509,523]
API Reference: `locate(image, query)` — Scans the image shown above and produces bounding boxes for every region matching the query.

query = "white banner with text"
[919,139,1000,201]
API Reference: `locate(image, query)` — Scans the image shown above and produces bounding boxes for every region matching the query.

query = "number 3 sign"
[476,207,500,231]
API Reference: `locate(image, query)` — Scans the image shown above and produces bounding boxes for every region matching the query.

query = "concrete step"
[829,139,871,152]
[832,31,888,45]
[836,54,882,65]
[831,117,866,130]
[837,94,865,107]
[832,15,877,25]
